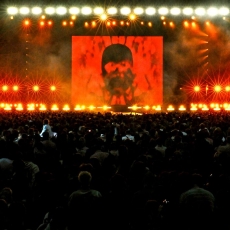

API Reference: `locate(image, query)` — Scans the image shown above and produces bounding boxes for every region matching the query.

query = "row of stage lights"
[7,6,230,17]
[2,84,230,94]
[1,103,230,112]
[21,17,201,29]
[0,85,57,92]
[192,85,230,93]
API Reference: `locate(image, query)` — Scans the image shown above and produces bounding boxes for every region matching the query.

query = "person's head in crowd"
[0,187,13,205]
[43,119,49,125]
[78,171,92,189]
[78,163,94,174]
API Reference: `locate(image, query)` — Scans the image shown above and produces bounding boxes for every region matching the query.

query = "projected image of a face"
[102,44,135,105]
[72,36,163,107]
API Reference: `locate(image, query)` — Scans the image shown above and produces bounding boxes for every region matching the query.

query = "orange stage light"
[2,85,8,91]
[51,104,59,111]
[40,21,45,26]
[12,85,19,91]
[194,86,200,92]
[50,85,56,91]
[48,20,53,26]
[24,20,30,26]
[33,85,39,91]
[214,85,221,92]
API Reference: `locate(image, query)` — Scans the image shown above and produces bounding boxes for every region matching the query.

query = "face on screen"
[103,59,134,96]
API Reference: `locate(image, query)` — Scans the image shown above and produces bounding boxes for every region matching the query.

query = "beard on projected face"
[103,61,135,105]
[101,44,136,106]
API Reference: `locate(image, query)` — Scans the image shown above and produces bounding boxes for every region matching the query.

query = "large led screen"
[72,36,163,107]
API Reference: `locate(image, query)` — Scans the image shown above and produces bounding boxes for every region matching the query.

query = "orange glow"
[141,21,144,25]
[214,85,222,92]
[163,21,166,25]
[33,85,39,91]
[48,20,53,26]
[89,105,95,110]
[16,104,23,111]
[183,21,189,28]
[130,105,138,111]
[12,85,19,91]
[102,105,110,110]
[27,104,35,111]
[91,21,96,27]
[51,104,59,111]
[2,85,8,91]
[129,14,136,20]
[50,85,56,91]
[112,21,116,25]
[62,21,67,26]
[24,20,30,26]
[39,104,46,111]
[154,105,161,111]
[107,21,111,26]
[148,22,152,27]
[74,105,85,111]
[40,21,45,26]
[126,22,130,26]
[225,86,230,92]
[70,21,74,26]
[169,21,175,28]
[194,86,200,92]
[120,21,124,25]
[190,104,198,111]
[4,104,12,111]
[143,105,150,110]
[74,105,82,110]
[179,105,186,111]
[63,104,70,111]
[167,105,175,111]
[84,22,89,27]
[191,21,197,29]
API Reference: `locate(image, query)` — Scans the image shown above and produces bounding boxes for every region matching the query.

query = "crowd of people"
[0,110,230,230]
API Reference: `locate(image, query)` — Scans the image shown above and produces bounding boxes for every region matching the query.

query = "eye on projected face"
[104,60,132,74]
